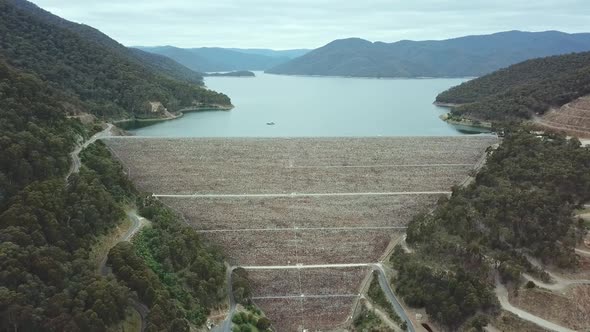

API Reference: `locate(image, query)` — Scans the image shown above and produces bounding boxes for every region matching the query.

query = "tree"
[256,317,272,330]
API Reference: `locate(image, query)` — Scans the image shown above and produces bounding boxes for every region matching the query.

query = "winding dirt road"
[98,210,150,332]
[522,255,590,292]
[66,124,113,181]
[494,279,575,332]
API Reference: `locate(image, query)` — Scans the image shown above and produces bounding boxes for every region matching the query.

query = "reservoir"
[129,72,481,137]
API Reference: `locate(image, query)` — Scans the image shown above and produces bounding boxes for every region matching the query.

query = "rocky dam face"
[104,136,498,331]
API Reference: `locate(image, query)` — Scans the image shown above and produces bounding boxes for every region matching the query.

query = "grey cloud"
[31,0,590,49]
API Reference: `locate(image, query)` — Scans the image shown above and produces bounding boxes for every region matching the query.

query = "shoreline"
[439,113,493,130]
[114,104,233,124]
[433,101,463,108]
[263,72,476,81]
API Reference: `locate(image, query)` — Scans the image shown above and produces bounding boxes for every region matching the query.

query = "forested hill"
[128,48,205,85]
[0,0,231,119]
[0,1,230,330]
[267,30,590,78]
[436,51,590,121]
[136,46,302,72]
[0,31,227,332]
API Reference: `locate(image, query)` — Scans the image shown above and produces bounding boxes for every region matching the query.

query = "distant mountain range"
[267,31,590,78]
[135,46,309,72]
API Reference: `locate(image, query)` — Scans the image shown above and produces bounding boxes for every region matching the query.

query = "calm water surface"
[130,73,479,137]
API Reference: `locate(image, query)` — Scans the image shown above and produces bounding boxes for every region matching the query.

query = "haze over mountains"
[136,46,309,72]
[267,31,590,78]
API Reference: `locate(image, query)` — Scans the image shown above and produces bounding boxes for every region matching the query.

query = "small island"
[204,70,256,77]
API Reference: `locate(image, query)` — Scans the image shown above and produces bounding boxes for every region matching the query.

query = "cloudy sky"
[31,0,590,49]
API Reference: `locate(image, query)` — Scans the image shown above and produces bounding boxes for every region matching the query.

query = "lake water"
[129,72,481,137]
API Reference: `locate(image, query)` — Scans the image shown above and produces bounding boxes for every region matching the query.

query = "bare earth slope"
[104,136,497,331]
[536,95,590,138]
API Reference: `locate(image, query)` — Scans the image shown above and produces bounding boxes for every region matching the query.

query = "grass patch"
[354,305,395,332]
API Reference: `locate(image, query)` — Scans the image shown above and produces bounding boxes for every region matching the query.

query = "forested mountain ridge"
[137,46,304,72]
[436,51,590,121]
[267,30,590,78]
[0,0,231,119]
[227,48,309,59]
[127,48,204,85]
[4,0,203,85]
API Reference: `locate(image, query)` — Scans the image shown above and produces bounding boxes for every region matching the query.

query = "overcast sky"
[31,0,590,49]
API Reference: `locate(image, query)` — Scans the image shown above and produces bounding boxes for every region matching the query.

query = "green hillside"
[0,0,231,119]
[0,1,229,331]
[393,130,590,329]
[437,52,590,121]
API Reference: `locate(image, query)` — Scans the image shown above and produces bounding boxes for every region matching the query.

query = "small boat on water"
[266,121,275,126]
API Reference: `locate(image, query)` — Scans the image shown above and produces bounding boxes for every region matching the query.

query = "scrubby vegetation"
[366,272,403,326]
[108,206,227,332]
[353,305,395,332]
[232,268,253,305]
[231,308,272,332]
[392,130,590,329]
[437,51,590,121]
[392,249,497,329]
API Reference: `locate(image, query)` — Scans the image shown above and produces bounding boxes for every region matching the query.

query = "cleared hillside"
[537,96,590,137]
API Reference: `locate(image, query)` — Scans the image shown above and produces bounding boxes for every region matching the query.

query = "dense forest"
[0,119,131,330]
[0,107,228,331]
[0,59,82,206]
[392,130,590,329]
[0,0,231,119]
[0,6,229,327]
[436,51,590,121]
